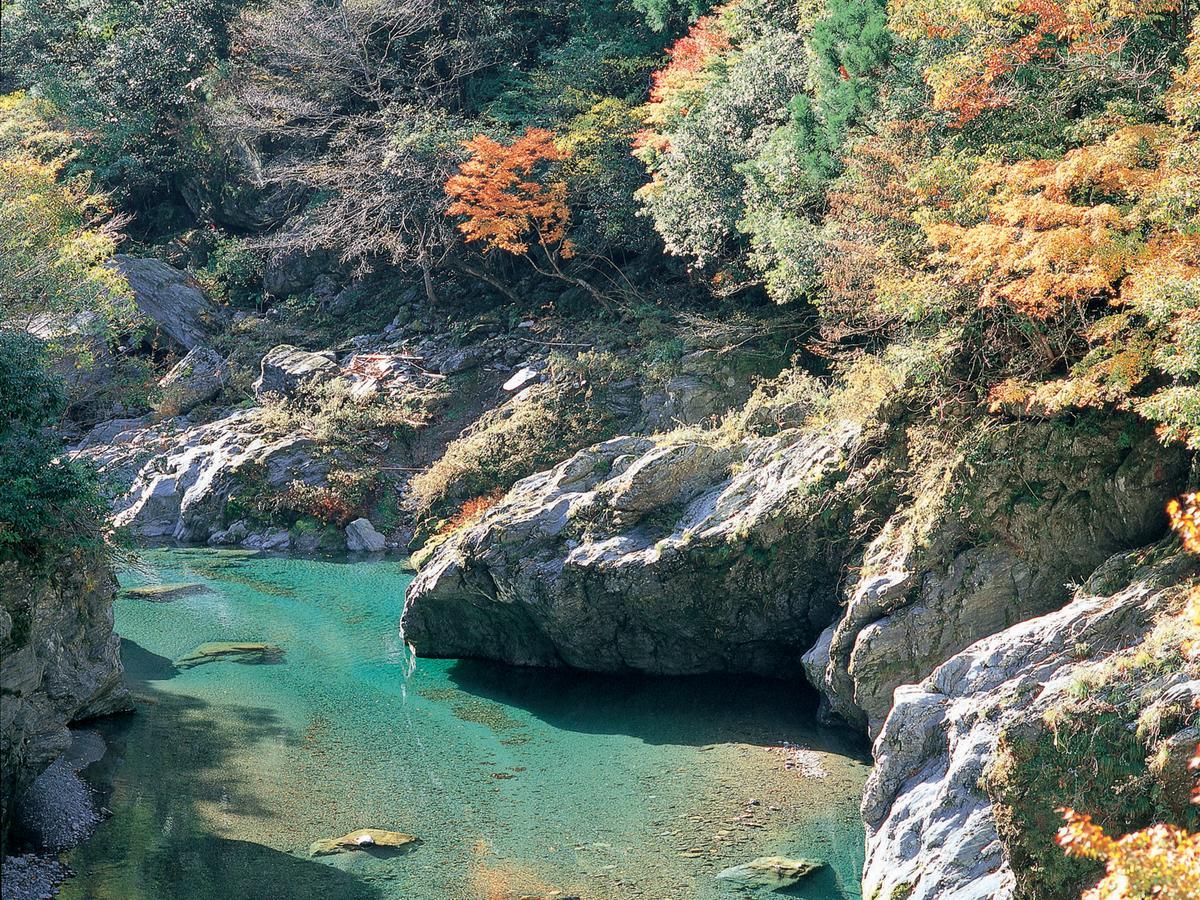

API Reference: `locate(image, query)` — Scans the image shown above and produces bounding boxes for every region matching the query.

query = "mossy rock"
[308,829,419,857]
[121,582,209,602]
[176,641,285,669]
[715,856,824,889]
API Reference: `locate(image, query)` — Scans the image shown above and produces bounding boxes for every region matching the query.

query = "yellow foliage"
[1057,811,1200,900]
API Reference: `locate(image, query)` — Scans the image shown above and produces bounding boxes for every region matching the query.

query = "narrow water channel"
[61,549,869,899]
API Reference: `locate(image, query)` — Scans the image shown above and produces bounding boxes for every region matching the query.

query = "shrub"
[0,331,103,566]
[410,351,636,515]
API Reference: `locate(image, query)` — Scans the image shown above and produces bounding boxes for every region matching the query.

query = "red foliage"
[648,13,731,106]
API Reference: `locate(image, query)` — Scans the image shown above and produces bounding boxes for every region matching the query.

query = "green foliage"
[559,98,657,255]
[800,0,892,179]
[636,22,810,270]
[0,330,103,565]
[632,0,708,31]
[197,235,261,307]
[0,92,133,332]
[6,0,242,201]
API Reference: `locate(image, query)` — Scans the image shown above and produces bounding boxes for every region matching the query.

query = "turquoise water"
[63,549,869,900]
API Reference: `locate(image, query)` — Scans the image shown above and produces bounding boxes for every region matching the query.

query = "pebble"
[0,854,71,900]
[1,731,108,899]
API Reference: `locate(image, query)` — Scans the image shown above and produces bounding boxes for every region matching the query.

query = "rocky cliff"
[402,362,1197,897]
[862,544,1199,900]
[0,548,130,852]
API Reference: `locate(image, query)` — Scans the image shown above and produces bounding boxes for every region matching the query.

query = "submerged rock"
[120,583,208,602]
[308,829,419,857]
[175,642,285,669]
[345,518,387,553]
[715,856,823,889]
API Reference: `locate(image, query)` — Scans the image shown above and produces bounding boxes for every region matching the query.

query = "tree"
[796,0,893,180]
[4,0,244,203]
[0,93,131,332]
[445,127,614,307]
[890,0,1184,130]
[634,10,810,278]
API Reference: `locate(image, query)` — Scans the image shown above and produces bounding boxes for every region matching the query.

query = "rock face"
[804,418,1188,736]
[0,550,130,850]
[345,518,386,552]
[254,345,339,399]
[157,346,228,413]
[861,546,1198,900]
[112,255,225,350]
[73,408,328,544]
[403,420,891,674]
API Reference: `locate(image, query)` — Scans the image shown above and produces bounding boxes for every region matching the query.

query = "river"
[60,548,869,899]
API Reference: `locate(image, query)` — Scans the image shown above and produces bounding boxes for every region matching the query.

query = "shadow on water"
[62,640,383,900]
[445,659,870,758]
[118,639,179,681]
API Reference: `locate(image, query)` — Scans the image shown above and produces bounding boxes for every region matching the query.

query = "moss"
[410,351,639,519]
[984,593,1200,899]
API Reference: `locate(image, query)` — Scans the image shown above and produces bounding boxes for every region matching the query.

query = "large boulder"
[262,248,334,297]
[1,549,131,849]
[861,545,1198,900]
[804,417,1189,736]
[157,346,228,413]
[112,255,225,350]
[402,420,893,675]
[254,345,339,399]
[74,408,329,543]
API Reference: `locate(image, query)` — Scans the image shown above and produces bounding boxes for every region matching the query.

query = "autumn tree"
[445,128,612,309]
[926,15,1200,447]
[0,93,132,332]
[890,0,1185,132]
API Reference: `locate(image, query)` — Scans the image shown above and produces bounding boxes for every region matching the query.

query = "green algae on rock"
[175,641,285,668]
[308,828,419,856]
[716,855,824,889]
[121,583,209,602]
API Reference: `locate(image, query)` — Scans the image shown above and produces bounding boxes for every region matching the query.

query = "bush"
[0,331,103,566]
[410,351,636,515]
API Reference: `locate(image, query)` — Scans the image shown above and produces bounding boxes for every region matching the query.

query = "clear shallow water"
[63,549,869,900]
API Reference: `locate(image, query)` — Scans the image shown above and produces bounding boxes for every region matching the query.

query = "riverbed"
[60,549,869,899]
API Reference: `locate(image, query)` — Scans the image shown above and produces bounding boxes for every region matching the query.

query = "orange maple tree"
[444,128,573,258]
[893,0,1180,127]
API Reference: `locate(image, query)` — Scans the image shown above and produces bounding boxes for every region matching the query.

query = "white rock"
[502,366,541,392]
[346,518,386,553]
